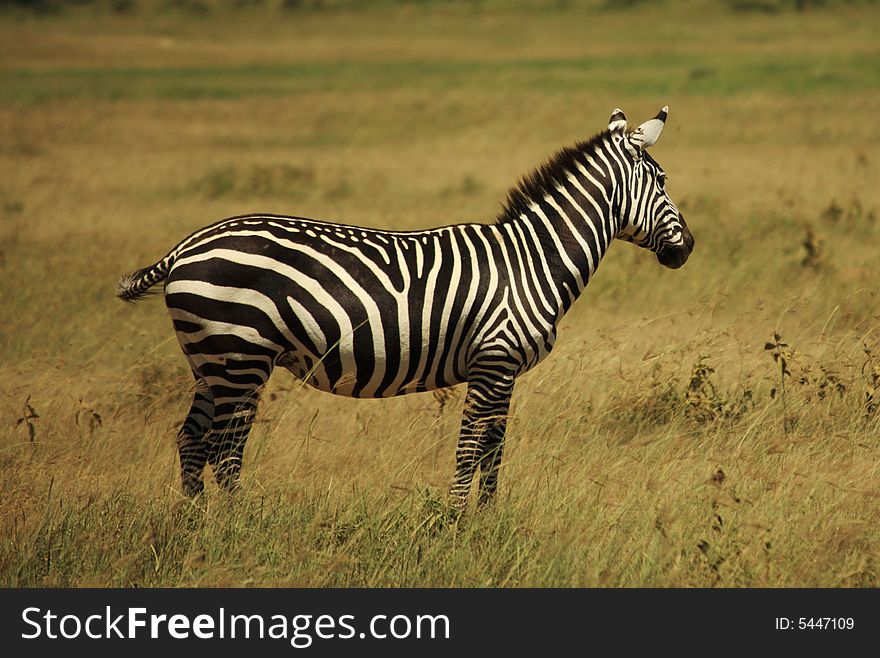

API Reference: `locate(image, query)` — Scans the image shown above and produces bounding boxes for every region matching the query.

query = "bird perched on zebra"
[116,106,694,510]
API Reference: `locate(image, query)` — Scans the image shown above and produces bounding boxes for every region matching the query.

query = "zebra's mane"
[497,129,609,224]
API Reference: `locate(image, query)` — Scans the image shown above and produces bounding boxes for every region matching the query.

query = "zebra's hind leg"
[177,373,215,497]
[206,383,264,493]
[450,372,515,512]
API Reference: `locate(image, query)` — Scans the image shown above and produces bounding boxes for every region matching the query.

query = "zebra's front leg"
[450,374,514,512]
[477,415,508,507]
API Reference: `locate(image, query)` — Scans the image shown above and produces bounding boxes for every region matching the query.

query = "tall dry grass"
[0,1,878,586]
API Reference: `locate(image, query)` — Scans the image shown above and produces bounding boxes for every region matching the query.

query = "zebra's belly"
[277,338,469,398]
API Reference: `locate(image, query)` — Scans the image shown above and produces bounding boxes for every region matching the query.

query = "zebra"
[116,106,693,510]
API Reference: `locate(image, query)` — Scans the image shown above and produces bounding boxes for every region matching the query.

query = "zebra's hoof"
[182,480,205,498]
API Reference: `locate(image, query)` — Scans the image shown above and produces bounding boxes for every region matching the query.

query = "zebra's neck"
[496,132,621,318]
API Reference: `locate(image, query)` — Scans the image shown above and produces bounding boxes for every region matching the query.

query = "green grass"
[3,52,879,104]
[1,0,879,587]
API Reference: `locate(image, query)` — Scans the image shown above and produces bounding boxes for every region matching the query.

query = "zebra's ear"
[608,108,627,134]
[629,106,668,150]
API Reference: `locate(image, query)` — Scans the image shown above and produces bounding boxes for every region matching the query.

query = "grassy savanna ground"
[1,0,879,587]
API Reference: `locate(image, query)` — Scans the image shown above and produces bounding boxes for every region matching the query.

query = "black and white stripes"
[117,106,693,508]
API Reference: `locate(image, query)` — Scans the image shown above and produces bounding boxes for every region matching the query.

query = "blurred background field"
[0,0,878,587]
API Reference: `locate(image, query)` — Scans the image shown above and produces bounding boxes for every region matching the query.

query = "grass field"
[1,0,879,587]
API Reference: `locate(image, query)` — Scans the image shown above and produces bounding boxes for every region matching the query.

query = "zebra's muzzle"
[657,246,690,269]
[656,218,694,269]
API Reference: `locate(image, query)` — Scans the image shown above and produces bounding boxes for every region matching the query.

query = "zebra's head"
[608,106,694,269]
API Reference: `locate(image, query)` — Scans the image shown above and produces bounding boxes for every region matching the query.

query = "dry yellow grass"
[0,1,878,587]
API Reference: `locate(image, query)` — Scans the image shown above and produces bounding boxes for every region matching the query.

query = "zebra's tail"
[115,255,174,303]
